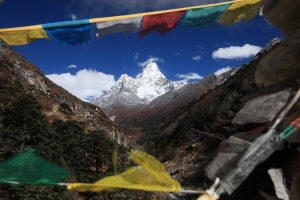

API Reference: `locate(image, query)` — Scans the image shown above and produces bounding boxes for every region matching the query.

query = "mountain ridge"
[116,68,239,128]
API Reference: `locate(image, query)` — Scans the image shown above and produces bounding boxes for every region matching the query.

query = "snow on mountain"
[214,67,239,85]
[92,62,187,110]
[116,67,239,128]
[214,67,232,76]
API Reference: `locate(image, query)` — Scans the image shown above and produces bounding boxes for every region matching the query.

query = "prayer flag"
[291,117,300,129]
[0,26,47,45]
[96,17,142,38]
[140,11,186,35]
[219,0,262,25]
[183,4,231,27]
[42,20,91,45]
[67,150,181,192]
[0,149,70,185]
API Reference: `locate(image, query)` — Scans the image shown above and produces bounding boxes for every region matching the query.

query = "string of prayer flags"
[0,25,47,45]
[140,11,186,35]
[183,4,231,27]
[67,150,181,192]
[96,17,142,38]
[0,149,70,185]
[0,0,263,46]
[219,0,262,25]
[42,20,92,45]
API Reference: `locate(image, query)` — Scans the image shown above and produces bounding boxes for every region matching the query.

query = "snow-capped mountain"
[116,68,239,128]
[92,62,187,111]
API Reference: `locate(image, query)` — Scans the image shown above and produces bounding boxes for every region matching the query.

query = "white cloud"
[67,64,77,69]
[134,53,139,60]
[67,13,78,20]
[192,55,202,61]
[46,69,116,101]
[176,72,203,81]
[212,44,262,60]
[138,56,164,67]
[214,67,232,76]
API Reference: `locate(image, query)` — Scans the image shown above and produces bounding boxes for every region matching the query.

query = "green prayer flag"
[0,149,70,185]
[183,4,231,27]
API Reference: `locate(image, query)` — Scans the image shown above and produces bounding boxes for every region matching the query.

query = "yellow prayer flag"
[0,26,47,45]
[219,0,262,25]
[130,150,167,175]
[67,151,181,193]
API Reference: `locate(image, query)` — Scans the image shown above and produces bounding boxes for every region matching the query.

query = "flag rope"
[3,181,204,194]
[59,183,205,194]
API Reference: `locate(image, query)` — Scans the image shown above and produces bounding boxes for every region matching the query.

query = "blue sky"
[0,0,284,101]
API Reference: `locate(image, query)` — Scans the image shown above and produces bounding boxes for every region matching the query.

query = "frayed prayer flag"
[0,149,70,185]
[0,26,47,45]
[140,11,186,35]
[183,4,231,27]
[42,20,91,45]
[96,17,142,38]
[219,0,262,25]
[67,150,181,192]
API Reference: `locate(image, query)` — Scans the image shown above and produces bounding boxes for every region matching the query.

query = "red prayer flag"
[140,11,186,35]
[291,117,300,129]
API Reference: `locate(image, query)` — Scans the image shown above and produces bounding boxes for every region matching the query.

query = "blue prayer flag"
[42,20,91,45]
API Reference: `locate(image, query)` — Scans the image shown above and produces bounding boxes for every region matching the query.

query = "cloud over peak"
[212,44,262,60]
[138,56,164,67]
[47,69,115,101]
[176,72,203,81]
[67,64,77,69]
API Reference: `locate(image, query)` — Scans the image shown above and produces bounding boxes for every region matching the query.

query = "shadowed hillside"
[138,39,300,200]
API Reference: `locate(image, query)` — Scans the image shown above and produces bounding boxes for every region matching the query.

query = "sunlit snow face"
[93,61,187,107]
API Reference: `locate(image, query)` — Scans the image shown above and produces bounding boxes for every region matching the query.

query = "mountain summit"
[92,61,186,113]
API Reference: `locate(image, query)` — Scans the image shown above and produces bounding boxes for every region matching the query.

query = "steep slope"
[117,68,238,128]
[92,62,186,115]
[0,40,133,142]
